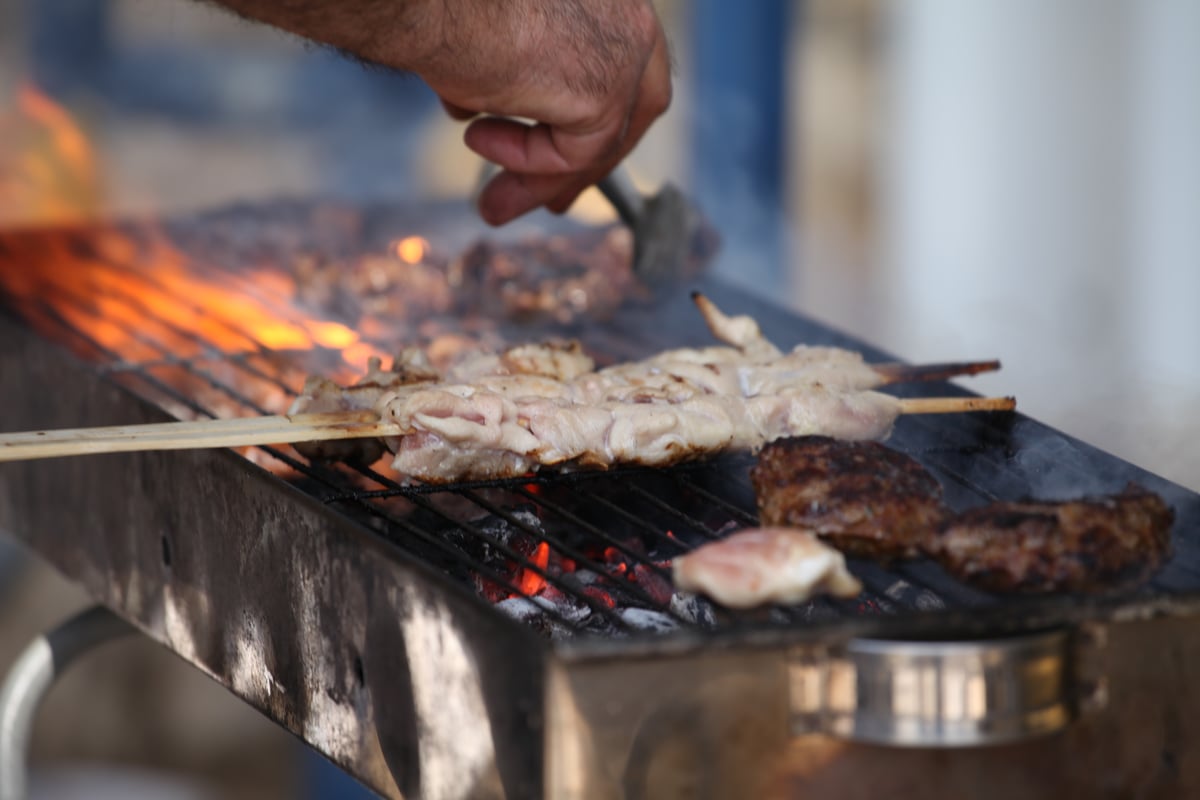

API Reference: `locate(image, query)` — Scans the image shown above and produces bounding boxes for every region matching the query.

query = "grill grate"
[2,209,1196,641]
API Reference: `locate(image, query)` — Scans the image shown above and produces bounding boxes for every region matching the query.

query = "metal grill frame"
[4,215,1200,797]
[4,232,1198,639]
[0,224,1044,637]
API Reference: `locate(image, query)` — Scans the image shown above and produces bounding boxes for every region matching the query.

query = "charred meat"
[292,221,717,328]
[926,484,1174,593]
[672,527,862,609]
[751,436,948,561]
[451,227,642,324]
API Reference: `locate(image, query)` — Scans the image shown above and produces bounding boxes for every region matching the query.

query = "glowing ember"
[582,586,617,609]
[517,541,551,596]
[393,236,428,265]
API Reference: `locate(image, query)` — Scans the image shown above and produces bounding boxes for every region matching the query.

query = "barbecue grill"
[2,201,1199,799]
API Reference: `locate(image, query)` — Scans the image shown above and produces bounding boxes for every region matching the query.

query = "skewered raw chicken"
[288,294,1011,481]
[672,527,863,608]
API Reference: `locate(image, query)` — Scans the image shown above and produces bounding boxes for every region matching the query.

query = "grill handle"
[788,626,1106,747]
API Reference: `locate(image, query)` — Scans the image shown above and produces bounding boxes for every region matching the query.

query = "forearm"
[208,0,438,71]
[210,1,654,101]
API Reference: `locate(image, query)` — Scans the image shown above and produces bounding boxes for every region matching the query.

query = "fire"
[1,83,100,227]
[341,341,382,372]
[0,223,391,404]
[583,586,617,608]
[393,235,428,265]
[305,320,360,350]
[517,541,551,596]
[0,85,395,396]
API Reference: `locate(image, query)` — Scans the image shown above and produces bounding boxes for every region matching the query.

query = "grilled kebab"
[290,294,1004,481]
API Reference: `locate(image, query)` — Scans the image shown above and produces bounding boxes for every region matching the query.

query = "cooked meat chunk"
[926,484,1174,593]
[290,217,717,327]
[453,223,719,324]
[751,436,948,561]
[453,227,642,324]
[672,527,862,609]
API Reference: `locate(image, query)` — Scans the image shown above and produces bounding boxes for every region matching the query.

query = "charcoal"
[669,592,717,628]
[619,608,679,633]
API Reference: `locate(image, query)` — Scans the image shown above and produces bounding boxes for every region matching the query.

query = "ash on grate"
[669,592,718,628]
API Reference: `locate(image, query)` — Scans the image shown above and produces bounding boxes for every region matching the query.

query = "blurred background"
[1,0,1197,796]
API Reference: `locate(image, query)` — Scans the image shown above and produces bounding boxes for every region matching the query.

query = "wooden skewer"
[0,411,402,463]
[898,396,1016,415]
[873,359,1002,384]
[0,396,1017,465]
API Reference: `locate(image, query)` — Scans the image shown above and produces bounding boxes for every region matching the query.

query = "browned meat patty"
[926,484,1174,593]
[750,435,948,561]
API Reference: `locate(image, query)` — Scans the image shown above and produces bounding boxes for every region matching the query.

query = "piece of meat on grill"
[290,294,1007,482]
[672,527,863,609]
[751,436,948,561]
[452,227,642,324]
[383,385,906,481]
[453,223,719,324]
[925,484,1174,593]
[290,351,438,463]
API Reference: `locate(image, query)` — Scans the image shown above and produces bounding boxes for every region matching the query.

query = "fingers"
[469,116,624,224]
[545,32,673,215]
[475,170,563,225]
[471,26,672,225]
[464,118,580,174]
[546,181,591,214]
[440,97,478,121]
[461,31,668,176]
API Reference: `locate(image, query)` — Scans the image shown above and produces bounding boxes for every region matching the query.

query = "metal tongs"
[595,168,696,286]
[475,161,712,286]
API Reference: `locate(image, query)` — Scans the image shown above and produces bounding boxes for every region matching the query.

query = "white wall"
[880,0,1199,488]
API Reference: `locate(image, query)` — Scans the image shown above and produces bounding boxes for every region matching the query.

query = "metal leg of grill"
[0,605,136,800]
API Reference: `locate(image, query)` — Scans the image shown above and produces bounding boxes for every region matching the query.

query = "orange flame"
[517,541,551,596]
[1,83,99,226]
[0,89,472,467]
[0,224,390,399]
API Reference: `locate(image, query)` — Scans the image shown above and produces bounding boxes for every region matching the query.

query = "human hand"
[411,0,672,225]
[209,0,672,225]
